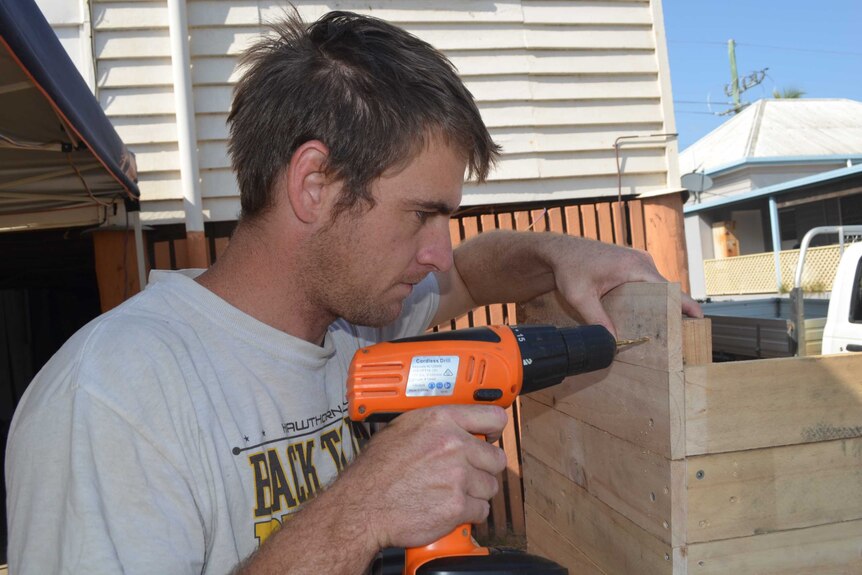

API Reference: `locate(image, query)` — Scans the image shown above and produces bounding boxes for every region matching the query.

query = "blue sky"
[662,0,862,150]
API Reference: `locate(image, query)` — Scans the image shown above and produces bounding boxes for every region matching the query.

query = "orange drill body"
[348,323,616,575]
[348,325,523,422]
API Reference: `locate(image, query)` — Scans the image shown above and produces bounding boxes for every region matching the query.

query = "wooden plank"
[527,361,677,459]
[685,517,862,574]
[580,204,599,240]
[611,201,627,246]
[520,282,683,373]
[685,353,862,455]
[495,212,517,324]
[563,205,582,236]
[520,397,675,543]
[530,208,548,232]
[642,193,691,294]
[682,318,712,366]
[525,509,606,575]
[685,436,862,543]
[547,207,564,233]
[91,230,145,312]
[596,202,614,244]
[523,454,673,575]
[503,403,525,535]
[628,199,647,250]
[153,240,171,270]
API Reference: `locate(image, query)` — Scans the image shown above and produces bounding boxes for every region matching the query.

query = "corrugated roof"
[679,99,862,175]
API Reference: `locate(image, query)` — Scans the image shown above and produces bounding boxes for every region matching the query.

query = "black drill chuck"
[513,324,616,395]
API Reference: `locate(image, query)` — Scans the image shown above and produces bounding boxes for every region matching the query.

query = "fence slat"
[597,202,614,244]
[628,199,646,250]
[580,205,598,240]
[547,207,565,233]
[564,205,582,237]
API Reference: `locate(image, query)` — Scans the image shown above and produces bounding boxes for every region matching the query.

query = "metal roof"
[679,99,862,175]
[683,162,862,214]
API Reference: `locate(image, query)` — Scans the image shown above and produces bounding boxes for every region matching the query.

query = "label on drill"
[405,356,460,397]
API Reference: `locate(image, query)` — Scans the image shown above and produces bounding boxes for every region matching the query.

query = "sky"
[662,0,862,150]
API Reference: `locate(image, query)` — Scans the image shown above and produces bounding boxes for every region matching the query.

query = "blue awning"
[0,0,139,219]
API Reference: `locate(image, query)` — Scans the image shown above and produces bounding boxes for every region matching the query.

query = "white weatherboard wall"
[92,0,679,225]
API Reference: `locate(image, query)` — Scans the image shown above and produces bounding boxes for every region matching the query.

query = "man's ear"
[284,140,330,224]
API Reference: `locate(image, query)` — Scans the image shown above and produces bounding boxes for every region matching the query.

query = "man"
[6,10,700,575]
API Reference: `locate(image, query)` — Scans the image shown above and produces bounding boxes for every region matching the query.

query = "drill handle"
[403,524,488,575]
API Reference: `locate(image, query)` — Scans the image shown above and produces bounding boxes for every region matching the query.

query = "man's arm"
[433,229,702,335]
[236,405,508,575]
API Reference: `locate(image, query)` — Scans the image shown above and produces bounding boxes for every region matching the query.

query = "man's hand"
[547,239,703,337]
[347,405,508,549]
[435,230,703,336]
[236,404,507,575]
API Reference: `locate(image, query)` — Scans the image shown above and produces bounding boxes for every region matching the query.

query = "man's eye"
[415,211,432,223]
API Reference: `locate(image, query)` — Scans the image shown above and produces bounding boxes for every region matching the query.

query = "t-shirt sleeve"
[6,331,208,574]
[7,387,207,575]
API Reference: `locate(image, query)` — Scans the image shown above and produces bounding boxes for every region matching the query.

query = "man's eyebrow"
[411,200,458,215]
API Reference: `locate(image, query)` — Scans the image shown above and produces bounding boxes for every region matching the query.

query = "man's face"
[305,141,466,327]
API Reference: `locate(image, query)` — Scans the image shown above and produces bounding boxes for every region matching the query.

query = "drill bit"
[616,336,650,349]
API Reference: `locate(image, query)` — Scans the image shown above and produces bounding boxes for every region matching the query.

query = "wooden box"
[519,283,862,574]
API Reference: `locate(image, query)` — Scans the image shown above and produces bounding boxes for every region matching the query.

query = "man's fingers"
[463,497,491,526]
[682,293,703,318]
[570,295,617,339]
[465,438,507,476]
[444,404,508,437]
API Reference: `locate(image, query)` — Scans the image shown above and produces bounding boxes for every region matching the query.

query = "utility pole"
[722,39,768,115]
[728,39,741,113]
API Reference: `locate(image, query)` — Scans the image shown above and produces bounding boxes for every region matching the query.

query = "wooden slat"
[685,353,862,456]
[642,193,690,294]
[685,436,862,543]
[153,240,171,269]
[611,201,627,246]
[685,517,862,574]
[524,454,673,575]
[527,361,678,460]
[563,205,582,236]
[92,230,144,313]
[503,403,525,535]
[525,510,606,575]
[580,204,599,240]
[530,208,548,232]
[628,199,647,250]
[547,207,564,233]
[682,318,712,366]
[495,211,518,324]
[596,202,614,244]
[520,397,675,543]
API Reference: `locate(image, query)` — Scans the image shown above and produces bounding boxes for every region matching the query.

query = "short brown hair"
[228,9,499,219]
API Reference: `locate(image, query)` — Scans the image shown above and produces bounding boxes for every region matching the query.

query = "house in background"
[680,98,862,299]
[84,0,688,287]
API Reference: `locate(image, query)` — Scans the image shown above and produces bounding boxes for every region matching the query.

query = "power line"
[738,42,862,57]
[673,100,734,106]
[668,39,862,57]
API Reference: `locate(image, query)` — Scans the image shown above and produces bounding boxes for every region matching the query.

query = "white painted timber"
[93,0,679,223]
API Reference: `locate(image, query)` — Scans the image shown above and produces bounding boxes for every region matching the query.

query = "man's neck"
[195,224,334,345]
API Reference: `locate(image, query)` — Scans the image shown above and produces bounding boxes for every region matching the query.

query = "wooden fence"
[139,197,649,544]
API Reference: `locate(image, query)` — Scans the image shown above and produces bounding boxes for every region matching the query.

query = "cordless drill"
[348,324,622,575]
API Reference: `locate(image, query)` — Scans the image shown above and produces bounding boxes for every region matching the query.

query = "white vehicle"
[703,225,862,359]
[821,240,862,354]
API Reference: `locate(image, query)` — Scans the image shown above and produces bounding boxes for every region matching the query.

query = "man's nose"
[417,220,454,273]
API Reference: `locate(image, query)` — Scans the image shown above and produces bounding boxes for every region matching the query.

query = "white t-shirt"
[6,269,439,574]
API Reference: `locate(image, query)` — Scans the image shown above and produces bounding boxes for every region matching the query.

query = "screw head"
[696,470,705,480]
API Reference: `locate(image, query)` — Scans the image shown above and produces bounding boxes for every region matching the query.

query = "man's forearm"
[453,229,578,307]
[235,474,380,575]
